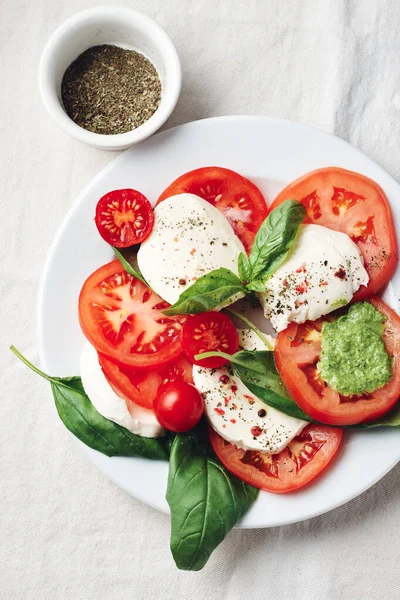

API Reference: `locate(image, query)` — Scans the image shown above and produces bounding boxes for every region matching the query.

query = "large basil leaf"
[163,268,245,316]
[238,200,306,290]
[166,426,258,571]
[11,347,169,460]
[196,349,312,422]
[112,246,147,284]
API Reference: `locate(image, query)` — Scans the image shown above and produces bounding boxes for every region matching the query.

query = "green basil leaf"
[112,246,147,284]
[238,252,250,283]
[166,425,258,571]
[196,349,312,422]
[163,268,245,316]
[11,347,169,460]
[245,280,268,293]
[244,200,306,284]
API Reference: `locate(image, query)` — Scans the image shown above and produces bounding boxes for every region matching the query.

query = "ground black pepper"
[61,44,162,135]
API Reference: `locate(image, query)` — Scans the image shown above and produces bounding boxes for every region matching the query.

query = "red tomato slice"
[274,297,400,426]
[157,166,268,253]
[95,189,154,247]
[269,168,398,301]
[209,424,343,493]
[79,261,185,369]
[98,352,193,410]
[181,311,239,368]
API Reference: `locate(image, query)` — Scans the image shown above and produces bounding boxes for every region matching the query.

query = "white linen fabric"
[1,0,400,598]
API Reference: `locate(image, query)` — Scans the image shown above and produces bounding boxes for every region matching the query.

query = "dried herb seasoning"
[61,44,162,135]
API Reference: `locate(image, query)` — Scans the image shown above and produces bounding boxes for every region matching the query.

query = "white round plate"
[38,116,400,528]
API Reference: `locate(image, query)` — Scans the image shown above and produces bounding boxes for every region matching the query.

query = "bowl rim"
[38,6,182,149]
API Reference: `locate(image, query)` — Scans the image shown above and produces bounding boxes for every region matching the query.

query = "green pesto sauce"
[319,302,392,396]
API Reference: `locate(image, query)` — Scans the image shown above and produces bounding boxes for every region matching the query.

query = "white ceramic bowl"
[38,7,181,150]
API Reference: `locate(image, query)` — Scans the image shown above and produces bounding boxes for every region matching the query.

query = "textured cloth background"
[1,0,400,598]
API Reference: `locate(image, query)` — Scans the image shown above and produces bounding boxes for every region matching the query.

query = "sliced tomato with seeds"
[98,352,193,410]
[274,297,400,426]
[209,424,343,493]
[157,167,268,253]
[95,189,154,247]
[269,167,398,300]
[181,311,239,368]
[79,261,185,369]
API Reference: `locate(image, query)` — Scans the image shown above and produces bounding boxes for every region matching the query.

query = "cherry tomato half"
[95,189,154,247]
[153,381,204,432]
[181,312,239,368]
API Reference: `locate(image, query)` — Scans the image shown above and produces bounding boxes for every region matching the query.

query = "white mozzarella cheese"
[137,193,246,305]
[80,342,164,438]
[259,224,369,331]
[193,329,306,454]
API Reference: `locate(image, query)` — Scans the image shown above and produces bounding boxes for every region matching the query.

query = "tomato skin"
[79,261,184,370]
[157,166,268,253]
[209,424,343,493]
[269,167,398,301]
[153,382,204,432]
[98,352,193,410]
[181,312,239,368]
[95,189,154,248]
[274,297,400,426]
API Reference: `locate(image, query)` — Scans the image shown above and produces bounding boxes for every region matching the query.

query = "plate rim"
[37,115,400,529]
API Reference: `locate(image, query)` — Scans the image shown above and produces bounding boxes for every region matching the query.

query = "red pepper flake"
[231,384,238,393]
[178,278,187,285]
[232,403,237,409]
[251,426,262,437]
[224,397,229,406]
[320,280,328,287]
[190,248,196,256]
[296,278,309,294]
[282,279,288,287]
[334,268,346,280]
[219,374,230,384]
[296,263,307,274]
[173,236,179,242]
[214,407,225,416]
[222,424,226,428]
[244,394,255,405]
[230,419,236,424]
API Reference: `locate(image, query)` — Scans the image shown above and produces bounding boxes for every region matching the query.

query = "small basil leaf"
[112,246,147,284]
[238,252,250,282]
[245,280,267,293]
[196,349,312,422]
[166,425,258,571]
[11,347,169,460]
[243,381,312,421]
[163,268,245,316]
[245,200,306,283]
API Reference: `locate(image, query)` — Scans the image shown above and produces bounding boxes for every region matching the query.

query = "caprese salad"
[12,165,400,571]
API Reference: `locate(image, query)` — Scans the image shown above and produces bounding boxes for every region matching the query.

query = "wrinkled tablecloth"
[1,1,400,598]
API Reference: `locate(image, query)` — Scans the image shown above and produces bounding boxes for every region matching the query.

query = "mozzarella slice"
[137,193,246,305]
[80,342,164,438]
[259,224,369,332]
[193,329,306,454]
